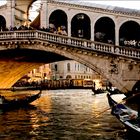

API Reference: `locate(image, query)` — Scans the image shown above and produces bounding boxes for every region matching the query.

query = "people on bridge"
[57,26,67,36]
[3,22,68,37]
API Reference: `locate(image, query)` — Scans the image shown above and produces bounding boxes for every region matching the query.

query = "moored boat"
[107,93,140,134]
[0,90,42,110]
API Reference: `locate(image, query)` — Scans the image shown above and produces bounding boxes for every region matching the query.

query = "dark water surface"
[0,89,138,140]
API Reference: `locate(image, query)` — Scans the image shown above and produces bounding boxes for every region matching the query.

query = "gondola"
[106,88,123,95]
[92,88,106,95]
[106,93,140,133]
[0,90,42,110]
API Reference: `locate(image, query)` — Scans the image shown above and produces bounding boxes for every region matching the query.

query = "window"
[67,63,71,72]
[75,63,77,71]
[54,64,58,71]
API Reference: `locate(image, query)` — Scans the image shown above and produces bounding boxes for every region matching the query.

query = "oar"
[76,92,140,127]
[76,106,112,127]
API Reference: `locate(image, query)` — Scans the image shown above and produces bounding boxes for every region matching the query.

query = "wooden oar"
[76,106,112,127]
[76,92,140,127]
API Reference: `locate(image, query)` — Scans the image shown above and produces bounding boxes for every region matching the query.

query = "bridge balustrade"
[0,30,140,60]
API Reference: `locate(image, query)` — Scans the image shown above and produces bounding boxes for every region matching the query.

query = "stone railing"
[0,30,140,60]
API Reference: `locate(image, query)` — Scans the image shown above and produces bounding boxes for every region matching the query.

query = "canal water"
[0,89,138,140]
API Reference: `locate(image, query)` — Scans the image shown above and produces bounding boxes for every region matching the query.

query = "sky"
[0,0,140,10]
[1,0,140,21]
[92,1,140,10]
[1,0,140,18]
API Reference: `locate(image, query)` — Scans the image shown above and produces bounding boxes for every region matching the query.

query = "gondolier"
[107,93,140,133]
[0,95,3,104]
[0,95,5,104]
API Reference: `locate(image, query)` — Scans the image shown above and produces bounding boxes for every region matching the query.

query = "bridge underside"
[0,49,69,88]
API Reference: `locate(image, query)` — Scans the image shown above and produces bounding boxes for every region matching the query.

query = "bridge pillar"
[6,1,15,28]
[67,17,71,37]
[91,19,95,41]
[115,26,119,46]
[41,0,48,28]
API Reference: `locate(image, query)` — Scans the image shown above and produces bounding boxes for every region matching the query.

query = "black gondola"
[106,88,123,95]
[106,93,140,133]
[92,88,106,95]
[0,90,41,110]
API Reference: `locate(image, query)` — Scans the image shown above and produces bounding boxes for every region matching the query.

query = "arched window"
[71,13,91,40]
[54,64,58,71]
[94,17,115,44]
[49,10,67,33]
[66,75,72,79]
[0,15,6,31]
[67,63,70,72]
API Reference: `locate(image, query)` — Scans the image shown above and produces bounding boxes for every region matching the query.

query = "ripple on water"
[0,89,138,140]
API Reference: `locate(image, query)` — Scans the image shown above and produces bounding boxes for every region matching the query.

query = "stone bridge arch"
[0,43,111,89]
[16,42,136,93]
[0,29,139,93]
[0,47,69,89]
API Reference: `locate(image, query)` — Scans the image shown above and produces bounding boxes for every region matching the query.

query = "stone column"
[115,26,119,46]
[67,16,71,37]
[40,0,48,28]
[90,19,95,41]
[7,0,15,28]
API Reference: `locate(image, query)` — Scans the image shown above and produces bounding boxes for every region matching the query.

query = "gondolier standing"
[0,95,5,104]
[0,95,2,104]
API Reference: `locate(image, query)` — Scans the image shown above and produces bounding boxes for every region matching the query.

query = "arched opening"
[66,75,72,79]
[67,63,71,72]
[49,10,67,33]
[28,0,41,21]
[71,13,91,40]
[119,21,140,47]
[28,0,41,29]
[94,17,115,44]
[0,15,6,31]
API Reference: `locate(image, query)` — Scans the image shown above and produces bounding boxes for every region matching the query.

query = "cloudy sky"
[0,0,140,10]
[92,1,140,10]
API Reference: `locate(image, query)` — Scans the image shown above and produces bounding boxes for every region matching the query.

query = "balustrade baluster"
[0,31,140,60]
[14,32,17,39]
[91,43,95,49]
[67,38,71,44]
[84,41,87,47]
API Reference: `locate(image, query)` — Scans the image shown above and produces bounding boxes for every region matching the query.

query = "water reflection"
[0,89,139,139]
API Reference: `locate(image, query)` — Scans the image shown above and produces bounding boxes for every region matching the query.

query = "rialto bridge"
[0,0,140,94]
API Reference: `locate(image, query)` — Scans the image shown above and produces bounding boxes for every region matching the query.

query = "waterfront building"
[18,60,102,89]
[50,60,103,88]
[27,64,51,82]
[50,60,94,80]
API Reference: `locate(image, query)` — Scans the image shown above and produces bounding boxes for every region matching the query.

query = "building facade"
[27,64,51,82]
[50,60,97,80]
